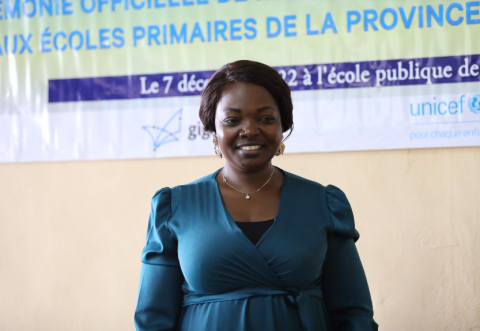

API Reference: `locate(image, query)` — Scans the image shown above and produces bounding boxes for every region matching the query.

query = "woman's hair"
[199,60,294,139]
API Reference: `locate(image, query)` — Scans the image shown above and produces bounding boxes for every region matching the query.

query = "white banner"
[2,0,480,163]
[2,89,479,163]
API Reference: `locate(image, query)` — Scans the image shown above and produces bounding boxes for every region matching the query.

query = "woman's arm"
[322,234,378,330]
[135,263,184,331]
[322,185,378,331]
[134,187,184,331]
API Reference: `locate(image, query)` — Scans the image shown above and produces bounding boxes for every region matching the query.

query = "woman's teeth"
[240,145,261,151]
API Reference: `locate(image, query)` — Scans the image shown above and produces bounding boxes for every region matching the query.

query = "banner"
[1,0,479,163]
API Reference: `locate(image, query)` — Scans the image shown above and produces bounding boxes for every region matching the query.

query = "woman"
[134,60,378,331]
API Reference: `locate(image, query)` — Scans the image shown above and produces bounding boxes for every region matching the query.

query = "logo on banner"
[143,109,183,151]
[468,95,480,114]
[409,94,480,117]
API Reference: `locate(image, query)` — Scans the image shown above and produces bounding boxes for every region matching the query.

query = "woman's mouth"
[240,145,262,151]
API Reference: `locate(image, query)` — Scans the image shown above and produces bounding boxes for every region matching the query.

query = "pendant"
[246,194,250,200]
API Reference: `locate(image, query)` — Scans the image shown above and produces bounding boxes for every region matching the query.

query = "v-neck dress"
[235,220,274,246]
[134,167,378,331]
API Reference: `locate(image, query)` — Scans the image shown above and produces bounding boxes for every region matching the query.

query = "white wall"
[1,147,479,330]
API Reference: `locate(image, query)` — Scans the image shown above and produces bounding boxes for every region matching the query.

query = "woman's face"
[214,83,283,171]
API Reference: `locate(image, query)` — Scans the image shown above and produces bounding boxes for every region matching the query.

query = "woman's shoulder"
[282,168,347,195]
[185,170,219,186]
[281,168,327,192]
[161,169,220,198]
[150,170,220,220]
[281,169,353,216]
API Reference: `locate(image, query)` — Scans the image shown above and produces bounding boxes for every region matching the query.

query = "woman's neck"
[221,162,275,192]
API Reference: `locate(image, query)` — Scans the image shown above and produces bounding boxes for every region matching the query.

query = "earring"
[275,136,285,156]
[212,134,223,158]
[275,143,285,156]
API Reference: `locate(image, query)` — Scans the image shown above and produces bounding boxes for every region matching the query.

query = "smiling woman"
[134,60,379,331]
[214,83,284,172]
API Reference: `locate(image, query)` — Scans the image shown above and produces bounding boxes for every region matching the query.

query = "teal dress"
[134,167,378,331]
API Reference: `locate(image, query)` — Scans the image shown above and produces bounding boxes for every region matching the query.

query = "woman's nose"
[240,119,260,136]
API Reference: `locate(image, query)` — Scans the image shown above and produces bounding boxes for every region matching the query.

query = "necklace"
[222,166,275,200]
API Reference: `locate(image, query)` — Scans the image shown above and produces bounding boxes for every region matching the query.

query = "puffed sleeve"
[134,188,184,331]
[322,185,379,331]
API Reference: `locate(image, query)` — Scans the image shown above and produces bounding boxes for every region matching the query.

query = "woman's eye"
[259,117,275,122]
[224,118,240,124]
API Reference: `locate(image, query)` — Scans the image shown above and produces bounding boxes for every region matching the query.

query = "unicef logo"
[468,94,480,114]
